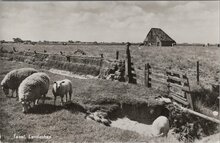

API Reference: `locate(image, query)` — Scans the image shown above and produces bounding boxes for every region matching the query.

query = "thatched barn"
[144,28,176,46]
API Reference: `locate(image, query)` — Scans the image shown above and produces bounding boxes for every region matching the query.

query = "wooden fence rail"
[141,63,194,110]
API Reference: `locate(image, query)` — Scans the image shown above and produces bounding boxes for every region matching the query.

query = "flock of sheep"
[1,68,72,113]
[1,67,170,137]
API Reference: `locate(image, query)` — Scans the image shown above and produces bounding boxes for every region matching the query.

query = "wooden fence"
[136,63,194,110]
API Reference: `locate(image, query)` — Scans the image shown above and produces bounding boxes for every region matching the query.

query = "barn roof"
[147,28,175,42]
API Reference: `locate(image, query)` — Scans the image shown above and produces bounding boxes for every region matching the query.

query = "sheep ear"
[54,81,57,84]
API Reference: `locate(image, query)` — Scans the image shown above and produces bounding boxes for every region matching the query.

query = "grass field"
[0,59,181,142]
[1,43,220,142]
[1,43,220,85]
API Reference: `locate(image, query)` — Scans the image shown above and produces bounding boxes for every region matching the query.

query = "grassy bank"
[0,59,179,142]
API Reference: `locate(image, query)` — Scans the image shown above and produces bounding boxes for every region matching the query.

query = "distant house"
[144,28,176,46]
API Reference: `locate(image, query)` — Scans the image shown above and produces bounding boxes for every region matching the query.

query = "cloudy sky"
[0,1,219,43]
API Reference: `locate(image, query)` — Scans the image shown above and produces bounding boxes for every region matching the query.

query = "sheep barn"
[144,28,176,46]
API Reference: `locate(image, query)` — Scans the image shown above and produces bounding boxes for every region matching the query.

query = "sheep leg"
[15,89,18,101]
[11,90,15,97]
[65,94,68,102]
[54,96,56,105]
[69,93,72,101]
[61,97,64,106]
[42,95,46,104]
[35,99,38,105]
[16,89,18,97]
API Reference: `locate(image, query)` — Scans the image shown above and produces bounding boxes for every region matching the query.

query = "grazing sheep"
[1,68,38,98]
[52,79,72,105]
[151,116,169,137]
[18,72,50,113]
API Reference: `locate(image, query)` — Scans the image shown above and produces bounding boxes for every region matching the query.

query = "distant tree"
[93,41,98,45]
[13,38,23,43]
[0,40,5,43]
[68,40,74,43]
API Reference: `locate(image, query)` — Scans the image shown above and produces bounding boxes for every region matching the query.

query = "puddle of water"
[49,68,98,79]
[110,117,154,136]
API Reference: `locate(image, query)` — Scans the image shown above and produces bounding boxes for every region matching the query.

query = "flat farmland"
[1,43,220,86]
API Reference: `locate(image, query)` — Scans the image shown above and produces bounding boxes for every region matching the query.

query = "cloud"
[0,1,219,43]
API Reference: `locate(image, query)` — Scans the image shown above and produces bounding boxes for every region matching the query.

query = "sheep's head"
[1,84,9,95]
[53,81,65,90]
[21,101,29,113]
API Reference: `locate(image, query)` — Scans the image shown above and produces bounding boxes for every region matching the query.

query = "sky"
[0,1,219,44]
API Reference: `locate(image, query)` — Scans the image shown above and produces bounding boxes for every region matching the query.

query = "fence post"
[144,64,147,86]
[219,81,220,119]
[145,63,150,87]
[125,43,131,83]
[116,51,119,60]
[100,54,103,58]
[197,61,199,85]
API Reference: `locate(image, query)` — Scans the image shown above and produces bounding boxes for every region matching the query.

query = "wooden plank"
[170,93,188,102]
[150,72,167,79]
[174,103,220,124]
[150,70,185,83]
[185,77,194,110]
[149,65,164,71]
[171,94,189,105]
[150,77,167,86]
[169,82,190,92]
[166,69,187,78]
[169,89,186,98]
[167,75,188,84]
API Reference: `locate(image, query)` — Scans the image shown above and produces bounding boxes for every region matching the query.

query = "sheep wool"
[52,79,72,105]
[1,68,38,97]
[18,72,50,113]
[152,116,170,137]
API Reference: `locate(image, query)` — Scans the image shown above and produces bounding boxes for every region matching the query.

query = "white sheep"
[151,116,170,137]
[52,79,72,105]
[1,68,38,98]
[18,72,50,113]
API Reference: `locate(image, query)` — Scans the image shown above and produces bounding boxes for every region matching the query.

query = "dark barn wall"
[161,41,175,46]
[156,37,161,46]
[145,31,157,46]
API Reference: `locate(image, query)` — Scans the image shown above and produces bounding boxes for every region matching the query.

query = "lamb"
[1,68,38,98]
[151,116,170,137]
[52,79,72,105]
[18,72,50,113]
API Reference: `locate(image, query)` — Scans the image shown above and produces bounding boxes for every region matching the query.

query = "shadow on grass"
[64,101,87,114]
[28,101,87,115]
[28,104,63,114]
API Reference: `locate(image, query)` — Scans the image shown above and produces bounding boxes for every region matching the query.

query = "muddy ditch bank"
[82,98,219,142]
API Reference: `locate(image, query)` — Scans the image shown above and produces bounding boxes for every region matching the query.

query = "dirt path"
[49,68,98,79]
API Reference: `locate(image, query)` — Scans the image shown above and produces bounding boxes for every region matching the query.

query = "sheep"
[151,116,170,137]
[1,68,38,98]
[18,72,50,113]
[52,79,72,105]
